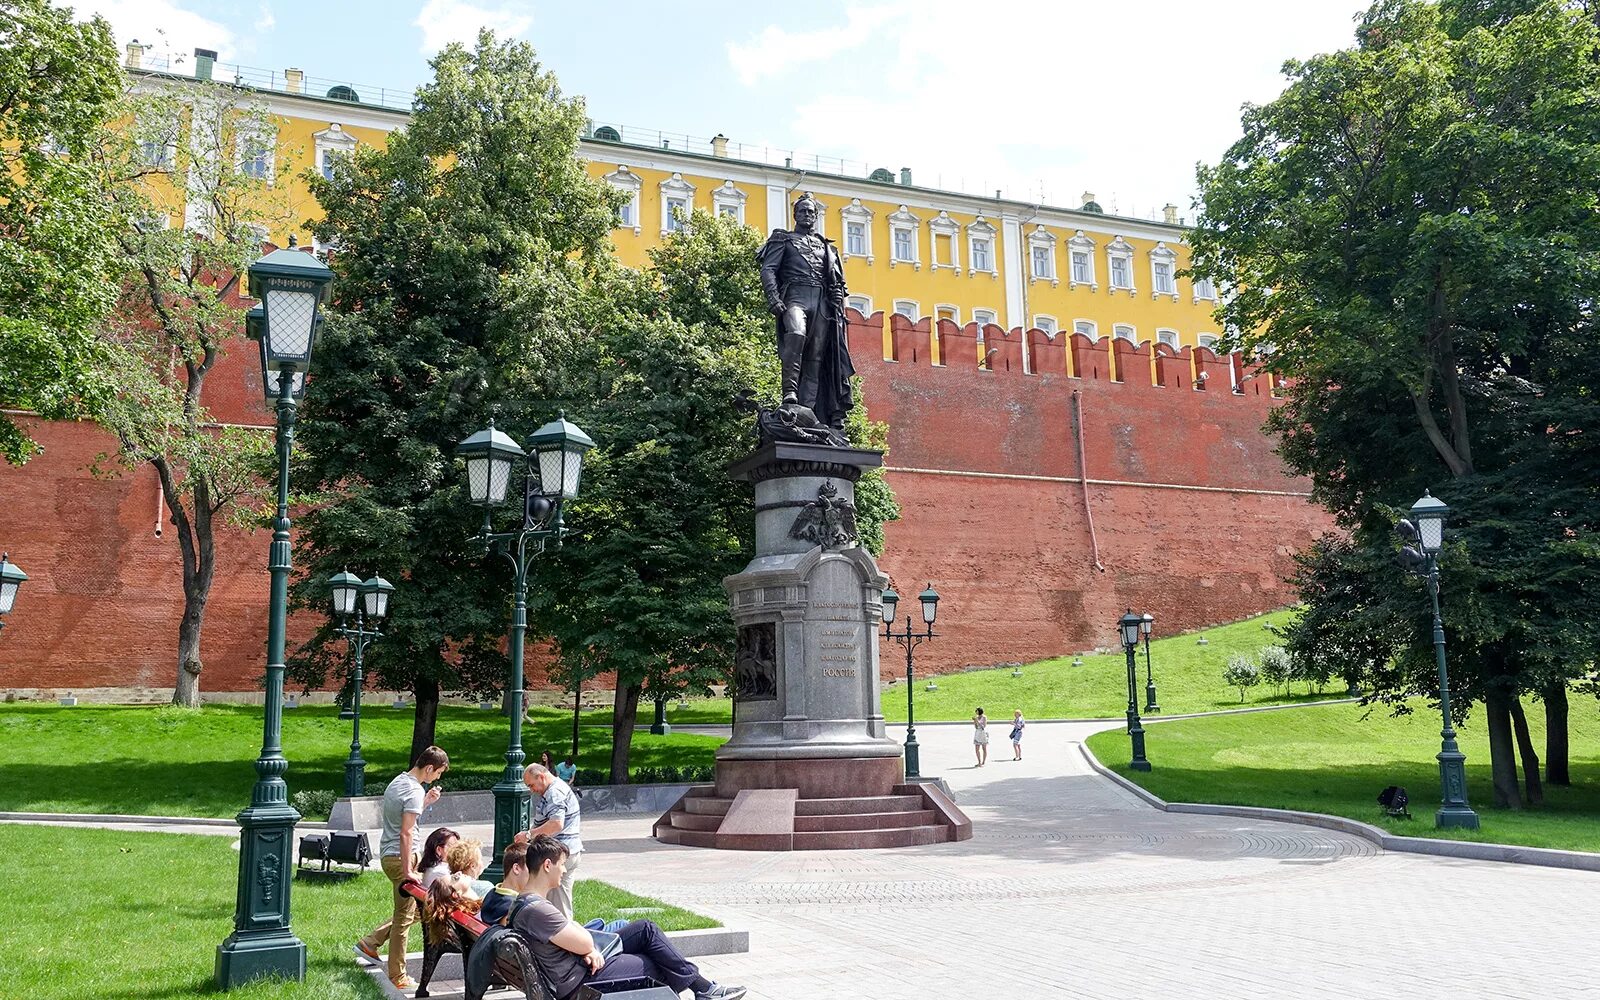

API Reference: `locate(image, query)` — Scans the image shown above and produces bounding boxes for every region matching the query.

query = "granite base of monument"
[653,442,971,851]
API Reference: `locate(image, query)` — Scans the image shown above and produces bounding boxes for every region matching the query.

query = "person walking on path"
[1010,710,1026,761]
[514,762,583,918]
[972,707,989,767]
[355,744,449,990]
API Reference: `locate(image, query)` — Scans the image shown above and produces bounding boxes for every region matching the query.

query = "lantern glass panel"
[488,453,515,505]
[881,588,899,623]
[1418,516,1443,553]
[262,281,319,363]
[332,584,357,616]
[0,579,17,614]
[362,577,393,619]
[1120,617,1141,648]
[466,455,491,503]
[919,586,939,624]
[1141,614,1153,636]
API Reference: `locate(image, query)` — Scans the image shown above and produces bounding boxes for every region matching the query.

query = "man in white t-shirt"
[355,744,448,989]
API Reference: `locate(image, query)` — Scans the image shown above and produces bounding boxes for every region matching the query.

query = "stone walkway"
[538,720,1595,1000]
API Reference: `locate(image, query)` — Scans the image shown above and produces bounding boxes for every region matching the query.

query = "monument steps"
[654,783,967,851]
[795,793,924,816]
[668,811,726,832]
[792,824,952,850]
[794,808,940,832]
[682,795,733,816]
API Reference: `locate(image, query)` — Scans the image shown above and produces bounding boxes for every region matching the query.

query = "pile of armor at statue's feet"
[754,402,849,448]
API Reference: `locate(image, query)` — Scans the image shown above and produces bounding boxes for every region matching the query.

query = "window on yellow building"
[893,228,914,261]
[973,308,996,328]
[236,127,275,181]
[1074,319,1098,340]
[847,222,867,256]
[1031,246,1052,279]
[847,295,873,315]
[1034,315,1057,336]
[1114,324,1136,343]
[1197,333,1219,351]
[935,234,954,267]
[936,305,959,326]
[603,166,643,234]
[841,198,873,260]
[1107,235,1136,292]
[1071,251,1090,283]
[666,198,688,232]
[972,239,991,272]
[1193,276,1217,301]
[1154,261,1174,294]
[1110,256,1130,288]
[893,300,920,322]
[1157,329,1179,349]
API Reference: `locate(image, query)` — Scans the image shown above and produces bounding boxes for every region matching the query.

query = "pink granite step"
[792,824,952,850]
[669,811,725,832]
[794,794,923,816]
[683,796,734,816]
[793,808,940,832]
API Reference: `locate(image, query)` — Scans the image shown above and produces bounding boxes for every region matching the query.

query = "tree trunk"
[609,682,642,784]
[172,588,206,707]
[1508,698,1544,807]
[1484,690,1521,810]
[166,473,217,708]
[1544,683,1570,786]
[410,675,441,767]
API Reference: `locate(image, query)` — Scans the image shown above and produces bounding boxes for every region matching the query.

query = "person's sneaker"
[392,974,418,991]
[352,941,379,964]
[694,984,747,1000]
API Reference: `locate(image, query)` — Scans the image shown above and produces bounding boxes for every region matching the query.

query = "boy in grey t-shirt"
[355,745,448,989]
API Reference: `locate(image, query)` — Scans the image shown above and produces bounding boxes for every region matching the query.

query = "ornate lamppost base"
[344,757,367,798]
[1144,684,1160,714]
[1435,750,1479,829]
[482,778,531,882]
[904,736,921,779]
[215,805,306,988]
[1435,804,1480,830]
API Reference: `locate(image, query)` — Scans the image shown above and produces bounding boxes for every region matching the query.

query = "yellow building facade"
[132,52,1224,375]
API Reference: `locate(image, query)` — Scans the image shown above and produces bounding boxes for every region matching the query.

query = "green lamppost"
[881,584,939,779]
[1119,610,1152,771]
[1141,613,1159,713]
[216,238,331,989]
[1397,490,1479,830]
[0,553,27,636]
[456,412,594,881]
[329,570,393,797]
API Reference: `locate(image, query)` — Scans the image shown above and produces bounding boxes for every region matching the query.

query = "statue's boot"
[798,343,824,411]
[779,333,807,405]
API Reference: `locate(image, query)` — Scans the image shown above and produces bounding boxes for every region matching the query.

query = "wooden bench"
[400,879,551,1000]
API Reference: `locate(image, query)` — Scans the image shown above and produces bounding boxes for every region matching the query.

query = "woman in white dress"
[972,707,989,767]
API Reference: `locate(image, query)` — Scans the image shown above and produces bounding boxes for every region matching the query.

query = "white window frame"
[1196,333,1220,351]
[312,123,357,183]
[1192,275,1218,304]
[929,211,961,273]
[603,165,643,235]
[888,205,921,269]
[137,109,179,171]
[1156,328,1180,349]
[711,180,746,225]
[1106,236,1136,295]
[1068,230,1097,291]
[1073,319,1099,341]
[972,308,997,328]
[892,299,920,322]
[967,215,998,277]
[846,295,873,316]
[935,303,960,326]
[235,124,276,183]
[1033,315,1058,337]
[659,172,696,236]
[1027,225,1058,287]
[1150,241,1179,301]
[1113,324,1137,344]
[840,198,873,263]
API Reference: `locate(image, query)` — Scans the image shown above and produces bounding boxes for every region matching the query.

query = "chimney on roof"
[710,133,729,158]
[125,39,146,70]
[1163,203,1179,225]
[899,166,912,186]
[285,68,304,94]
[193,47,217,81]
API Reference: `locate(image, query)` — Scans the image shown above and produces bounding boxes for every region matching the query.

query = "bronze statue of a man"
[757,193,855,434]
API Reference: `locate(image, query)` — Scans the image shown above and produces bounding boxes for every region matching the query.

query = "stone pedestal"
[655,442,971,850]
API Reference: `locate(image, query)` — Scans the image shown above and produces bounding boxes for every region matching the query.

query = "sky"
[71,0,1375,219]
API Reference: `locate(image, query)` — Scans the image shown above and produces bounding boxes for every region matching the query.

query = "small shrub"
[1258,645,1292,694]
[291,788,337,820]
[1223,656,1261,703]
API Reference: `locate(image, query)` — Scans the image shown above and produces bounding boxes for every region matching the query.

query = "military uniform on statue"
[653,195,971,851]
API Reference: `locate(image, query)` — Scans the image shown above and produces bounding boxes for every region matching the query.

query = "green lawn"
[0,703,722,818]
[0,824,714,1000]
[1087,698,1600,853]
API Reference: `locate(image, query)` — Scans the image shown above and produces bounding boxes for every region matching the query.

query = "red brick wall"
[0,309,1332,694]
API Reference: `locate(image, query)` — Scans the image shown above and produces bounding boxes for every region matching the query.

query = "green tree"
[0,0,124,464]
[1190,0,1600,805]
[292,31,623,763]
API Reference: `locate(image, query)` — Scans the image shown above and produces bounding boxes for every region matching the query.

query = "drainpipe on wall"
[1072,389,1107,572]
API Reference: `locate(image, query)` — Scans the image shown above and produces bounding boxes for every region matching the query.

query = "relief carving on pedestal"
[734,622,777,701]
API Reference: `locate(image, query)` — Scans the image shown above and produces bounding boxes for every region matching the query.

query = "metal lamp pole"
[217,239,331,989]
[881,585,939,780]
[1141,613,1159,713]
[1397,491,1478,830]
[329,572,393,797]
[457,414,594,881]
[1119,610,1152,771]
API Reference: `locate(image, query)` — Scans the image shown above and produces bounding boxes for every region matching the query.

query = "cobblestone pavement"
[557,721,1599,1000]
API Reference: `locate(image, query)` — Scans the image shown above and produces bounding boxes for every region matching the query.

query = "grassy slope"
[0,703,721,818]
[1086,699,1600,853]
[0,825,713,1000]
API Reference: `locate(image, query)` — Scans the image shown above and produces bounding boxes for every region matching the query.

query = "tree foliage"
[0,0,124,463]
[1190,0,1600,805]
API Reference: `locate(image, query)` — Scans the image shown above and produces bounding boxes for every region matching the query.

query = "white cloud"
[253,2,275,34]
[413,0,534,55]
[731,0,1369,214]
[69,0,236,67]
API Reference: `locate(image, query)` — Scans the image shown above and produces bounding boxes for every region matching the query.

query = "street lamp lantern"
[327,569,362,617]
[1410,490,1449,554]
[245,306,306,403]
[880,587,899,623]
[528,411,596,500]
[0,553,26,618]
[246,238,332,372]
[918,583,939,624]
[455,419,526,507]
[1119,610,1143,649]
[361,575,394,619]
[1140,613,1153,637]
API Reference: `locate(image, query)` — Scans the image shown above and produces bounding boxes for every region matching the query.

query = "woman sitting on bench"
[423,876,483,945]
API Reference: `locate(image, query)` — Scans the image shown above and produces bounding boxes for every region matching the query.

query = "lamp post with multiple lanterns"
[1396,490,1479,831]
[1141,613,1159,713]
[880,584,940,780]
[327,570,394,797]
[216,238,332,989]
[1119,610,1152,772]
[455,413,595,880]
[0,553,26,636]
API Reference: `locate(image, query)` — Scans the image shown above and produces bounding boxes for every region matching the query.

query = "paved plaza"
[549,720,1597,1000]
